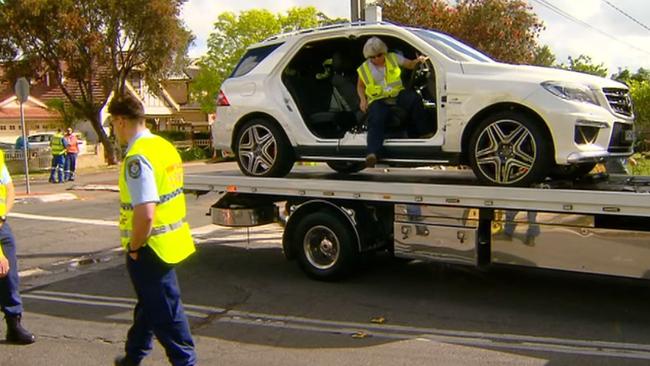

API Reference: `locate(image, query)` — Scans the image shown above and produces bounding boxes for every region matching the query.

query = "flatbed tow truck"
[185,166,650,281]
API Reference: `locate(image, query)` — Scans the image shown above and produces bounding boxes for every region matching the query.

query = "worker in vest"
[64,127,79,181]
[0,150,36,344]
[357,36,431,167]
[108,94,196,366]
[48,129,68,183]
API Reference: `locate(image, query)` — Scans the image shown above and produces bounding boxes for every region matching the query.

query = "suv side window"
[230,43,283,78]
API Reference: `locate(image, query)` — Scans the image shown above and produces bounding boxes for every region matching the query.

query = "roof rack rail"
[262,21,395,43]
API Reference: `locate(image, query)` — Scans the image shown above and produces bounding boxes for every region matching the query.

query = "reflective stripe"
[120,218,187,238]
[120,188,183,211]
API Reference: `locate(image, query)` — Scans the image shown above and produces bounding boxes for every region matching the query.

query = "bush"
[179,147,208,161]
[155,130,189,141]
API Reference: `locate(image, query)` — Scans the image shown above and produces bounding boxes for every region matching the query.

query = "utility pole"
[350,0,366,22]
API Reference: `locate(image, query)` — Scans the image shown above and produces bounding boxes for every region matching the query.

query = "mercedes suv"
[212,22,635,186]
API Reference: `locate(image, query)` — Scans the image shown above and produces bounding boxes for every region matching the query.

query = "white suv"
[212,22,635,186]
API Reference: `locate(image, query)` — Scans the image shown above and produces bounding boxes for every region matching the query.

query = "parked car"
[26,132,87,154]
[212,22,635,186]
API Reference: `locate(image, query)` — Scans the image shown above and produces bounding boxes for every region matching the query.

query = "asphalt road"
[1,161,650,365]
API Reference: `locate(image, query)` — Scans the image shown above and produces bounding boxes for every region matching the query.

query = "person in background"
[64,127,79,181]
[48,129,68,183]
[0,149,36,344]
[109,94,197,366]
[356,36,431,167]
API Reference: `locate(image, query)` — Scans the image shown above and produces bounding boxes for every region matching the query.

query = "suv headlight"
[541,81,600,106]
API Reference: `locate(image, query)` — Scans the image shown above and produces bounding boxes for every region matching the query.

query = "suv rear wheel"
[235,118,294,177]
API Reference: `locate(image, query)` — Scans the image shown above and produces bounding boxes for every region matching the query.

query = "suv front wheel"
[235,118,294,177]
[469,111,551,186]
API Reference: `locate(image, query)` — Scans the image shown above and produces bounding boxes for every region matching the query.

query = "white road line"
[22,290,650,360]
[9,212,118,226]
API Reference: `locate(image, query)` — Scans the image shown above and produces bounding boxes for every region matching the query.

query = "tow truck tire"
[235,118,294,177]
[293,211,359,281]
[326,161,366,174]
[469,111,550,187]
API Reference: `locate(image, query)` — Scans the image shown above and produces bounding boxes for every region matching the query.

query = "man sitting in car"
[356,36,430,167]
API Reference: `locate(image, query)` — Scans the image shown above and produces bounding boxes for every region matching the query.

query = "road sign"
[15,77,30,103]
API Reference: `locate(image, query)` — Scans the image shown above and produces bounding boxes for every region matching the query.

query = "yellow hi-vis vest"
[50,133,66,155]
[0,150,7,218]
[118,135,196,264]
[356,52,404,105]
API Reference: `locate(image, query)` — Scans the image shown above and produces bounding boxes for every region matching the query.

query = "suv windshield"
[409,28,493,63]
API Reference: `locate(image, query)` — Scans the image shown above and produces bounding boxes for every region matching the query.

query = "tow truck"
[185,166,650,281]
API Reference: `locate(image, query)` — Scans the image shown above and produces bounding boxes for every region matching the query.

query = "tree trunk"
[90,110,118,165]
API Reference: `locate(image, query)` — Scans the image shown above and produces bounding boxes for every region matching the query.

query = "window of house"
[9,125,16,130]
[0,126,6,130]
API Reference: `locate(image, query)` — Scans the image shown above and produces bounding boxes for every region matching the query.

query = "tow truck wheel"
[326,161,366,174]
[293,211,359,280]
[235,118,294,177]
[469,111,550,187]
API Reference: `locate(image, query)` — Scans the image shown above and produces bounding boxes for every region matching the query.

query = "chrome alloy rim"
[303,225,340,270]
[238,125,277,176]
[474,120,536,184]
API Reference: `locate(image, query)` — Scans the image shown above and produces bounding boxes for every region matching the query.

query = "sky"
[180,0,650,74]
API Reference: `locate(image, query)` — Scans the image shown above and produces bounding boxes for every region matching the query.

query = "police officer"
[49,129,68,183]
[0,150,36,344]
[108,94,196,366]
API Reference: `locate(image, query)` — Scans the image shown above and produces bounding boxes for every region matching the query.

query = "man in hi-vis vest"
[0,150,36,344]
[356,36,431,167]
[108,94,196,366]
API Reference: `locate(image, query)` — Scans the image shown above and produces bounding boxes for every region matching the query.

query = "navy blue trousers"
[0,223,24,317]
[125,246,196,366]
[366,89,430,156]
[64,153,77,181]
[49,154,65,183]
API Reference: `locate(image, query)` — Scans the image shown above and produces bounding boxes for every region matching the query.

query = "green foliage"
[179,146,207,161]
[154,130,188,141]
[629,154,650,175]
[191,7,346,112]
[45,98,84,128]
[532,45,555,67]
[378,0,544,64]
[0,0,193,164]
[612,68,650,150]
[557,55,608,77]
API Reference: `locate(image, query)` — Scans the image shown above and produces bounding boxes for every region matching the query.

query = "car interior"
[281,35,437,140]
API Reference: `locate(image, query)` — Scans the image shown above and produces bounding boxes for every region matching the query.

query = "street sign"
[15,77,30,103]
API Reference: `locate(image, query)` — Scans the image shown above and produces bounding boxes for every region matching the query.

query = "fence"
[172,139,212,150]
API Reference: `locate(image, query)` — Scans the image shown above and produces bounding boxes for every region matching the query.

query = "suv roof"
[253,21,400,47]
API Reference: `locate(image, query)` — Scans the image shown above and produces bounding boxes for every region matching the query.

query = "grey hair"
[363,37,388,59]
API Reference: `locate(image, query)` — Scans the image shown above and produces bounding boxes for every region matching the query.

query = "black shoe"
[365,153,377,168]
[5,314,35,344]
[114,355,140,366]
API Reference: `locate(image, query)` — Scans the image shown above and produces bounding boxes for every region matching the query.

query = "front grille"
[603,88,633,117]
[608,122,634,153]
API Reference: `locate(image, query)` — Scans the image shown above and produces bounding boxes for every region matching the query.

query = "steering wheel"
[408,58,431,91]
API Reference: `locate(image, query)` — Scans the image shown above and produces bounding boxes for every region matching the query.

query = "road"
[1,161,650,365]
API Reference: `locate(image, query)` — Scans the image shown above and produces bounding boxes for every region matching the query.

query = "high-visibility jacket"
[66,134,79,154]
[118,134,195,264]
[50,133,66,156]
[356,52,404,105]
[0,150,5,258]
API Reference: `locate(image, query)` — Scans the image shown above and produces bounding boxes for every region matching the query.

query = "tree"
[191,7,347,113]
[0,0,192,163]
[558,55,608,77]
[45,99,84,129]
[377,0,544,64]
[613,68,650,148]
[532,45,556,67]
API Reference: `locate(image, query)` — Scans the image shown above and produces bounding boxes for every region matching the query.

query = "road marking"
[21,289,650,360]
[9,212,118,226]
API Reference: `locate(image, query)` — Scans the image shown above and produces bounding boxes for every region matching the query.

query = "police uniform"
[119,130,196,366]
[0,151,35,344]
[49,132,68,183]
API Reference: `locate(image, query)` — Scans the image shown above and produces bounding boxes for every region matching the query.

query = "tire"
[293,211,359,281]
[235,118,294,177]
[550,163,597,180]
[468,111,551,187]
[326,161,366,174]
